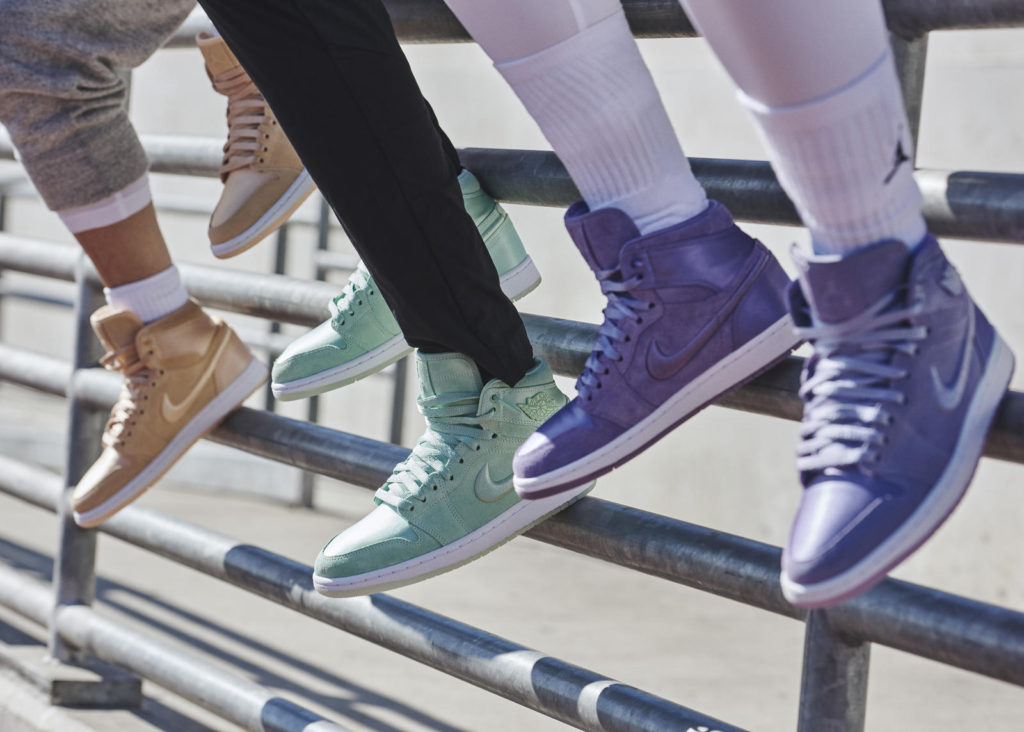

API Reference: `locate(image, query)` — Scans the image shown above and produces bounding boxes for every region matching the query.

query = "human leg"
[197,0,589,594]
[682,0,1014,605]
[440,0,797,496]
[0,0,267,525]
[198,0,534,385]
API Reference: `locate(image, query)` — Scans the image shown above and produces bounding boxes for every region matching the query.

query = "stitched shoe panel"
[271,169,541,400]
[312,352,592,597]
[72,299,267,527]
[514,200,797,498]
[781,235,1014,607]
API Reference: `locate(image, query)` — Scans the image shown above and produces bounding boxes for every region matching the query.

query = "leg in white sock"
[58,175,189,322]
[444,0,708,234]
[682,0,927,253]
[104,266,189,324]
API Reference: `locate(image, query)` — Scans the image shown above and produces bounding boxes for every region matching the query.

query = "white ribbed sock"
[105,266,189,324]
[740,50,927,254]
[495,10,707,235]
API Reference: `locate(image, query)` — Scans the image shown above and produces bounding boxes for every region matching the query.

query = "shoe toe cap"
[783,475,908,589]
[272,323,349,383]
[314,505,439,580]
[513,401,623,480]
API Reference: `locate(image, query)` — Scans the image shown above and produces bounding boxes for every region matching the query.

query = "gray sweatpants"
[0,0,195,211]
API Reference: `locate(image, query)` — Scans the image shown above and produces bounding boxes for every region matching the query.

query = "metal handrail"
[3,234,1023,465]
[162,1,1024,48]
[1,3,1023,729]
[0,456,741,732]
[3,347,1024,689]
[5,133,1024,244]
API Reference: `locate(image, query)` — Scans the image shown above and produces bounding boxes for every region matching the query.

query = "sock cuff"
[495,8,631,84]
[58,175,152,234]
[104,265,189,324]
[738,49,902,133]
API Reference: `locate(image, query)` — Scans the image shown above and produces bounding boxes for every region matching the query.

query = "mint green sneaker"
[271,170,541,400]
[312,352,593,597]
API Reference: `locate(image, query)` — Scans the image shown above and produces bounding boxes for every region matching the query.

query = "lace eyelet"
[433,485,438,491]
[648,303,655,310]
[475,445,481,451]
[596,382,602,388]
[491,433,497,439]
[448,475,455,481]
[263,147,268,152]
[459,458,464,464]
[624,336,631,343]
[636,318,643,324]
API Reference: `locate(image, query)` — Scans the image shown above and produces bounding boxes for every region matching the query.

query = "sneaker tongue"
[564,203,639,272]
[90,307,144,352]
[793,240,911,323]
[415,352,483,400]
[196,33,240,77]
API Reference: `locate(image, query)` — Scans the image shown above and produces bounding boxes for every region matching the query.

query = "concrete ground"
[1,18,1024,732]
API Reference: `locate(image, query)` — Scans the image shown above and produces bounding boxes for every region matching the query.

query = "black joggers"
[198,0,535,385]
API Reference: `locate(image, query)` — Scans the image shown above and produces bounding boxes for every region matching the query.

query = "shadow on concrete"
[0,537,467,732]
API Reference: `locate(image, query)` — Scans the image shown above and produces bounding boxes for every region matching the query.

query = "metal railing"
[1,2,1023,730]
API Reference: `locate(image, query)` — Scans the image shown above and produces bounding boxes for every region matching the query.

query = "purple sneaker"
[781,236,1015,607]
[513,201,798,499]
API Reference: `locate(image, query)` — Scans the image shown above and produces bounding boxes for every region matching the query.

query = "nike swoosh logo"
[474,465,515,503]
[162,331,232,423]
[646,251,768,381]
[931,303,975,411]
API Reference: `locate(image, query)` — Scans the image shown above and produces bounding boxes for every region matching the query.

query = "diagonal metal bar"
[0,458,744,732]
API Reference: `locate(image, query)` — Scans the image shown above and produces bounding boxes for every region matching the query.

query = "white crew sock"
[104,266,189,324]
[495,10,707,235]
[58,176,152,234]
[740,50,927,254]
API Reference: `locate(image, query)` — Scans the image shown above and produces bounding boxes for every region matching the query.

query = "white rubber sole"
[211,170,317,259]
[515,314,799,498]
[313,479,592,597]
[781,332,1015,607]
[271,256,542,401]
[73,357,269,528]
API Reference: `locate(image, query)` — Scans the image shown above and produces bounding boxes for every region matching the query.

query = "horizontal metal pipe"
[162,0,1024,48]
[1,274,1022,467]
[0,459,742,732]
[4,452,1024,689]
[0,564,348,732]
[5,138,1024,242]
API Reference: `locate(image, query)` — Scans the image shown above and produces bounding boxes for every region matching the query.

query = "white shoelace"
[796,288,927,476]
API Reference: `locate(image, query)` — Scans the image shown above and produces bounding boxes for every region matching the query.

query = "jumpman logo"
[884,127,910,184]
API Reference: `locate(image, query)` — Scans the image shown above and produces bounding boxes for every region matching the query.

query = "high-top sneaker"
[312,352,591,597]
[514,200,797,498]
[782,236,1014,607]
[271,169,541,400]
[198,32,315,258]
[72,300,268,527]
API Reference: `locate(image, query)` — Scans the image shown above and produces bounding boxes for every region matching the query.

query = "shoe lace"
[210,65,270,179]
[328,267,373,332]
[796,287,927,477]
[577,266,649,401]
[99,343,158,449]
[376,392,517,512]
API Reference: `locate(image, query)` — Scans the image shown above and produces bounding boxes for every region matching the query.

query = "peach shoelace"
[210,65,272,181]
